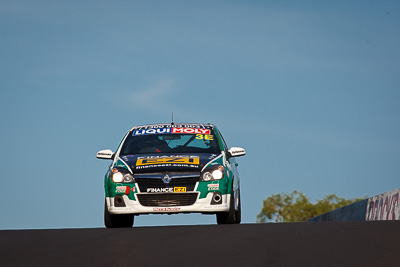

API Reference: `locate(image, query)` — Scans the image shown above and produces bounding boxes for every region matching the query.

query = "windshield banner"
[133,127,210,136]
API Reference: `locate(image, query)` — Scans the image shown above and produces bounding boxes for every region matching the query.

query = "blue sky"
[1,0,399,229]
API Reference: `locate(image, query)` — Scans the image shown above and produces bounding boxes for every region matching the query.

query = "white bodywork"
[106,193,231,214]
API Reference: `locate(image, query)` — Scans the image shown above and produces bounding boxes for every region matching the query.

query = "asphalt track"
[1,222,399,267]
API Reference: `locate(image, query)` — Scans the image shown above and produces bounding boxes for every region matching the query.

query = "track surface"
[1,221,400,267]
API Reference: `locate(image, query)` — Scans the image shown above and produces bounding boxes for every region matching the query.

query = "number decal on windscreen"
[195,134,214,140]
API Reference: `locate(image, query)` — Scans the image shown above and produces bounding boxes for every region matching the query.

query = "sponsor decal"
[133,127,210,136]
[97,152,112,156]
[230,148,246,156]
[136,156,199,166]
[135,124,209,129]
[147,188,174,193]
[116,186,130,194]
[146,187,187,193]
[136,164,199,170]
[153,207,181,212]
[207,184,219,191]
[174,187,187,192]
[131,187,136,193]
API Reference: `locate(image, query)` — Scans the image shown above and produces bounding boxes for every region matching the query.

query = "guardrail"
[308,188,400,222]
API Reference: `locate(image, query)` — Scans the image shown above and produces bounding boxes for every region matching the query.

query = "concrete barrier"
[366,188,400,221]
[308,188,400,222]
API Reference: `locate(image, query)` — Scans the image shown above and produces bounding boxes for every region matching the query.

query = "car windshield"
[120,131,221,155]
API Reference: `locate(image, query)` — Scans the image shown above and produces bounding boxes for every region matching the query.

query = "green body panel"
[114,158,129,169]
[197,179,230,199]
[196,146,233,198]
[108,181,137,200]
[104,171,137,200]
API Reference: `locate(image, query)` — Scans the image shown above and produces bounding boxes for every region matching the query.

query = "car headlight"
[112,172,123,183]
[111,168,134,183]
[212,169,223,180]
[203,172,213,181]
[201,165,225,181]
[123,173,134,183]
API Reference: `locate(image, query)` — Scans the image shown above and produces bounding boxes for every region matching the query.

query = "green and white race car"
[97,123,246,227]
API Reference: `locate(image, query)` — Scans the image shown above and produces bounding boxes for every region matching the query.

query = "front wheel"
[216,184,237,224]
[104,199,134,228]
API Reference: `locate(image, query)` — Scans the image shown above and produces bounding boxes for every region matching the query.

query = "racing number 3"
[196,134,213,140]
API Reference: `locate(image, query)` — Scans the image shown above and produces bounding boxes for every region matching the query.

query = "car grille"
[134,172,200,180]
[137,193,199,207]
[135,177,199,184]
[134,172,200,192]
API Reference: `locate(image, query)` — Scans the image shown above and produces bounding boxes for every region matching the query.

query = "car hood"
[118,153,222,173]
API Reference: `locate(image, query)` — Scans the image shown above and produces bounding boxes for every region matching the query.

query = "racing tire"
[234,189,241,224]
[104,200,134,228]
[216,183,236,224]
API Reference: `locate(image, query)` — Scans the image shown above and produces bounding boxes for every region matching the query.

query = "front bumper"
[106,192,230,215]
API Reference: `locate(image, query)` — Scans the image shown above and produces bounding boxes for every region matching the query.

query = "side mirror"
[96,149,114,160]
[228,147,246,158]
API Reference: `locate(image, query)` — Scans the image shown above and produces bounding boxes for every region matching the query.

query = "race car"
[96,123,246,227]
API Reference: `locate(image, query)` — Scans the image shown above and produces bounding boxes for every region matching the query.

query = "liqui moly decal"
[133,127,210,136]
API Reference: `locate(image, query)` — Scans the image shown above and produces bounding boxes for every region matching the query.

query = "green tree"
[257,191,365,223]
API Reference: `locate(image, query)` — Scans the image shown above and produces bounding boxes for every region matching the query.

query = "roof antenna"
[171,112,174,126]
